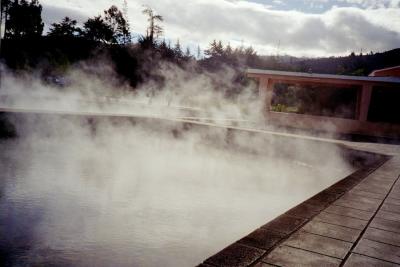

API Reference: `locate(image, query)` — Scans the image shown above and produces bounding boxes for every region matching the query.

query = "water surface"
[0,116,354,266]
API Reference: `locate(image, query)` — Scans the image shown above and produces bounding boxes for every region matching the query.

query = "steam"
[0,61,355,267]
[0,61,263,127]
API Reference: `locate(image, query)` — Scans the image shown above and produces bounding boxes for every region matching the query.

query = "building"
[247,67,400,138]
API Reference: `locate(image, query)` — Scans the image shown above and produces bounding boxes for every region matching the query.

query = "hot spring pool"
[0,113,355,266]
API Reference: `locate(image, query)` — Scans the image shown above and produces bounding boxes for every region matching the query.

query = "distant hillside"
[259,48,400,76]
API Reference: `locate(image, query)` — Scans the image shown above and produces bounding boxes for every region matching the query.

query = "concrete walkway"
[200,142,400,267]
[261,156,400,266]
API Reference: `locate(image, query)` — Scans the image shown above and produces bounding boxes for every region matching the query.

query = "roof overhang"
[247,68,400,87]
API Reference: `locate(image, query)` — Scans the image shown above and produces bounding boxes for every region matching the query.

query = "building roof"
[247,68,400,85]
[369,66,400,77]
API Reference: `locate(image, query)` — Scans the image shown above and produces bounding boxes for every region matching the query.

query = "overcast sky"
[40,0,400,57]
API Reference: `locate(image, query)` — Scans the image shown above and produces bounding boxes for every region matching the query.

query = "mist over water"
[0,64,355,266]
[0,114,355,267]
[0,63,262,126]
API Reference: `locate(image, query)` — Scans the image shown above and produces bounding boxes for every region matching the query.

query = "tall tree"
[174,39,183,58]
[48,17,81,37]
[83,15,114,43]
[185,46,194,61]
[1,0,13,38]
[5,0,44,39]
[122,0,128,19]
[103,5,131,44]
[0,0,12,54]
[197,45,201,59]
[225,43,233,57]
[83,5,131,44]
[204,40,224,57]
[142,6,163,45]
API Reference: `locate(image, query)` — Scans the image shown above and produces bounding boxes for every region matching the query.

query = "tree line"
[0,0,261,59]
[0,0,398,89]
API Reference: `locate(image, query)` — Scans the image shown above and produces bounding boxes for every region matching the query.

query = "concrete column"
[259,77,274,115]
[357,84,373,122]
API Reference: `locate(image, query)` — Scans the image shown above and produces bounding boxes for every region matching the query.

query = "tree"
[48,16,81,37]
[243,46,258,66]
[173,39,183,58]
[185,47,192,58]
[204,40,224,58]
[0,0,13,54]
[122,0,128,18]
[4,0,44,39]
[225,43,233,57]
[142,6,163,45]
[183,46,194,61]
[83,15,114,43]
[157,38,175,59]
[197,45,201,59]
[1,0,12,37]
[83,5,131,44]
[103,5,131,44]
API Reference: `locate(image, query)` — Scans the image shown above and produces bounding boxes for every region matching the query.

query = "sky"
[40,0,400,57]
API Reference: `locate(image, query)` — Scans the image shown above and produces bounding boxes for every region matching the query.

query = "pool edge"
[199,148,391,267]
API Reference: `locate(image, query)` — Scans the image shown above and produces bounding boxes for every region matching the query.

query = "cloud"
[41,4,88,32]
[39,0,400,57]
[337,0,400,8]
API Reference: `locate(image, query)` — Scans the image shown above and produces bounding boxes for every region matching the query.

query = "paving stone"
[366,180,396,187]
[253,262,276,267]
[360,176,393,183]
[324,186,348,196]
[361,177,394,184]
[333,198,380,212]
[304,192,339,208]
[356,187,390,195]
[376,210,400,222]
[375,164,400,171]
[392,187,400,192]
[344,253,400,267]
[386,198,400,205]
[364,227,400,247]
[339,194,382,205]
[375,167,397,173]
[302,220,362,242]
[367,173,397,181]
[261,215,307,235]
[352,184,389,195]
[283,231,352,259]
[391,193,400,200]
[333,179,359,190]
[379,164,400,170]
[382,203,400,214]
[371,217,400,234]
[238,228,286,251]
[348,189,385,200]
[263,245,341,267]
[353,238,400,264]
[324,205,373,220]
[348,171,369,181]
[204,243,265,267]
[286,204,322,219]
[358,182,393,190]
[313,211,368,230]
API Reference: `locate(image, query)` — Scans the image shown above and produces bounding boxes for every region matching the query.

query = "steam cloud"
[0,61,355,266]
[0,60,264,126]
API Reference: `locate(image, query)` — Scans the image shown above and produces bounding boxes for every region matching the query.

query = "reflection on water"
[0,118,354,267]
